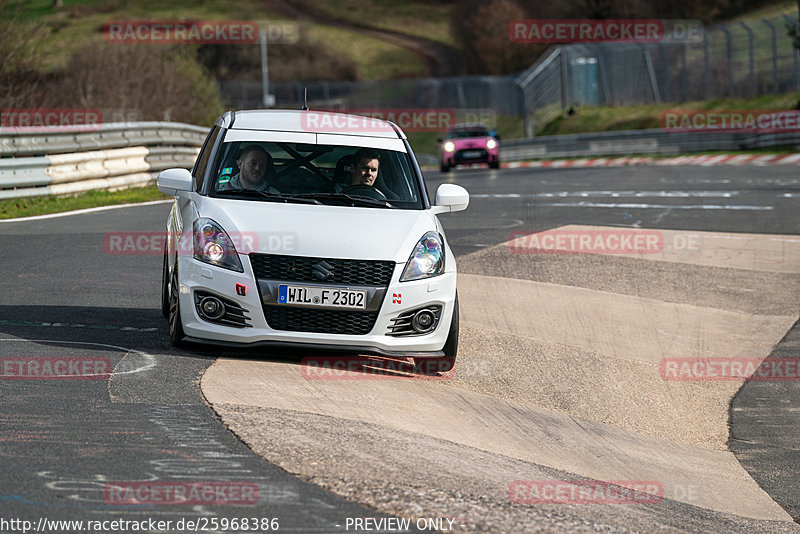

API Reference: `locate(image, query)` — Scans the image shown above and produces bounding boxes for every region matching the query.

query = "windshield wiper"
[298,193,392,208]
[216,189,322,205]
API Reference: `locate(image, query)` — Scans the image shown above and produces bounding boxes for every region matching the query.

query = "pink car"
[438,124,500,172]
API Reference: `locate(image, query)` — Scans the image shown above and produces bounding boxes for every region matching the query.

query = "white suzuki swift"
[157,110,469,371]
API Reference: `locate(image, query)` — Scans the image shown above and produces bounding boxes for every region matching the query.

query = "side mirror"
[494,134,501,141]
[157,168,193,196]
[431,183,469,214]
[437,138,443,143]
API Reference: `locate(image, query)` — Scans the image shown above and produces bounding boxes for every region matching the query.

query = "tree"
[452,0,543,75]
[56,44,224,125]
[0,0,49,108]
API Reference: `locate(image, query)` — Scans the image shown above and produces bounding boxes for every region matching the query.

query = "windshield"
[209,140,424,209]
[445,127,490,139]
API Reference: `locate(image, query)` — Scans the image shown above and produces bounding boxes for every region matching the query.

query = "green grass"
[12,0,425,79]
[13,0,285,70]
[0,185,169,220]
[541,92,800,135]
[728,0,798,22]
[289,0,456,47]
[304,23,425,80]
[14,0,798,83]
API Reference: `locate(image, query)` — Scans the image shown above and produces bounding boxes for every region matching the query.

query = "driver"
[349,148,380,187]
[219,145,279,193]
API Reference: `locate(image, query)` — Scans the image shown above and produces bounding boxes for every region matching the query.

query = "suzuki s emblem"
[311,260,334,281]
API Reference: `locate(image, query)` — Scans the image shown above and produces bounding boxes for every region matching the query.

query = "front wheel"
[440,160,451,173]
[489,159,500,169]
[168,264,185,347]
[413,294,458,374]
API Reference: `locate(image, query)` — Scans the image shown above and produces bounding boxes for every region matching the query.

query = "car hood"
[196,197,437,263]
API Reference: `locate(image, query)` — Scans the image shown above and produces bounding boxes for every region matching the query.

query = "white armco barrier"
[500,128,800,161]
[0,122,206,199]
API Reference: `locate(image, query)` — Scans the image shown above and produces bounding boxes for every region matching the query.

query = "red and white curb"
[504,153,800,168]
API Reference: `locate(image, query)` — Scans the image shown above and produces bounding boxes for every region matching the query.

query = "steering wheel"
[340,184,388,201]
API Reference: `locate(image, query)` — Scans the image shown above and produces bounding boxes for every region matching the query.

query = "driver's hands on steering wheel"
[341,184,388,201]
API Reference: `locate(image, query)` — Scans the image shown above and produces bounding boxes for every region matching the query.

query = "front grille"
[250,254,395,286]
[263,306,378,335]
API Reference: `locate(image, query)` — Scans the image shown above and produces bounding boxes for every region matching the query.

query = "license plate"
[278,285,366,310]
[461,150,482,158]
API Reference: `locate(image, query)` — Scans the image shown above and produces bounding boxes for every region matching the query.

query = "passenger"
[219,145,279,193]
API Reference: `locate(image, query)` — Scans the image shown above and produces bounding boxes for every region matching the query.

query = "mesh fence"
[558,14,800,105]
[219,75,523,117]
[218,13,800,137]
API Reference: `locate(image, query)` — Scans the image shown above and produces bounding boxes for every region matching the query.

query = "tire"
[490,159,500,169]
[161,245,170,317]
[414,293,458,374]
[168,264,185,347]
[440,161,450,173]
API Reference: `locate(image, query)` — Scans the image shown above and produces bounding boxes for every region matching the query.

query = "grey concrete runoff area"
[203,225,800,533]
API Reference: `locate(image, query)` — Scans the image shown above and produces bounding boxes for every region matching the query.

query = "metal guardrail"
[0,122,205,199]
[500,129,800,161]
[2,122,796,199]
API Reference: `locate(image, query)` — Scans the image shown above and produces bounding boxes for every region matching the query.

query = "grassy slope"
[305,23,425,80]
[287,0,456,47]
[728,0,798,21]
[541,93,800,136]
[14,0,426,79]
[18,0,284,70]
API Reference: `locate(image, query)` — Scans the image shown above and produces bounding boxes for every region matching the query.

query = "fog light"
[411,309,435,333]
[200,296,225,320]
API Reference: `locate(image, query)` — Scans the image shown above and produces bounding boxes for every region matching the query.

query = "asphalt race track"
[1,164,799,533]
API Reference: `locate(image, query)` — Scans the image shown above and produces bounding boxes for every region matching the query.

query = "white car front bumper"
[177,255,457,355]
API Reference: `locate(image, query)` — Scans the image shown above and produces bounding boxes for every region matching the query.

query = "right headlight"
[401,232,445,281]
[443,141,455,153]
[193,218,243,272]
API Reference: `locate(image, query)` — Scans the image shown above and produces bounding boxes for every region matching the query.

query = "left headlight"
[401,232,445,281]
[193,218,243,272]
[486,138,497,149]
